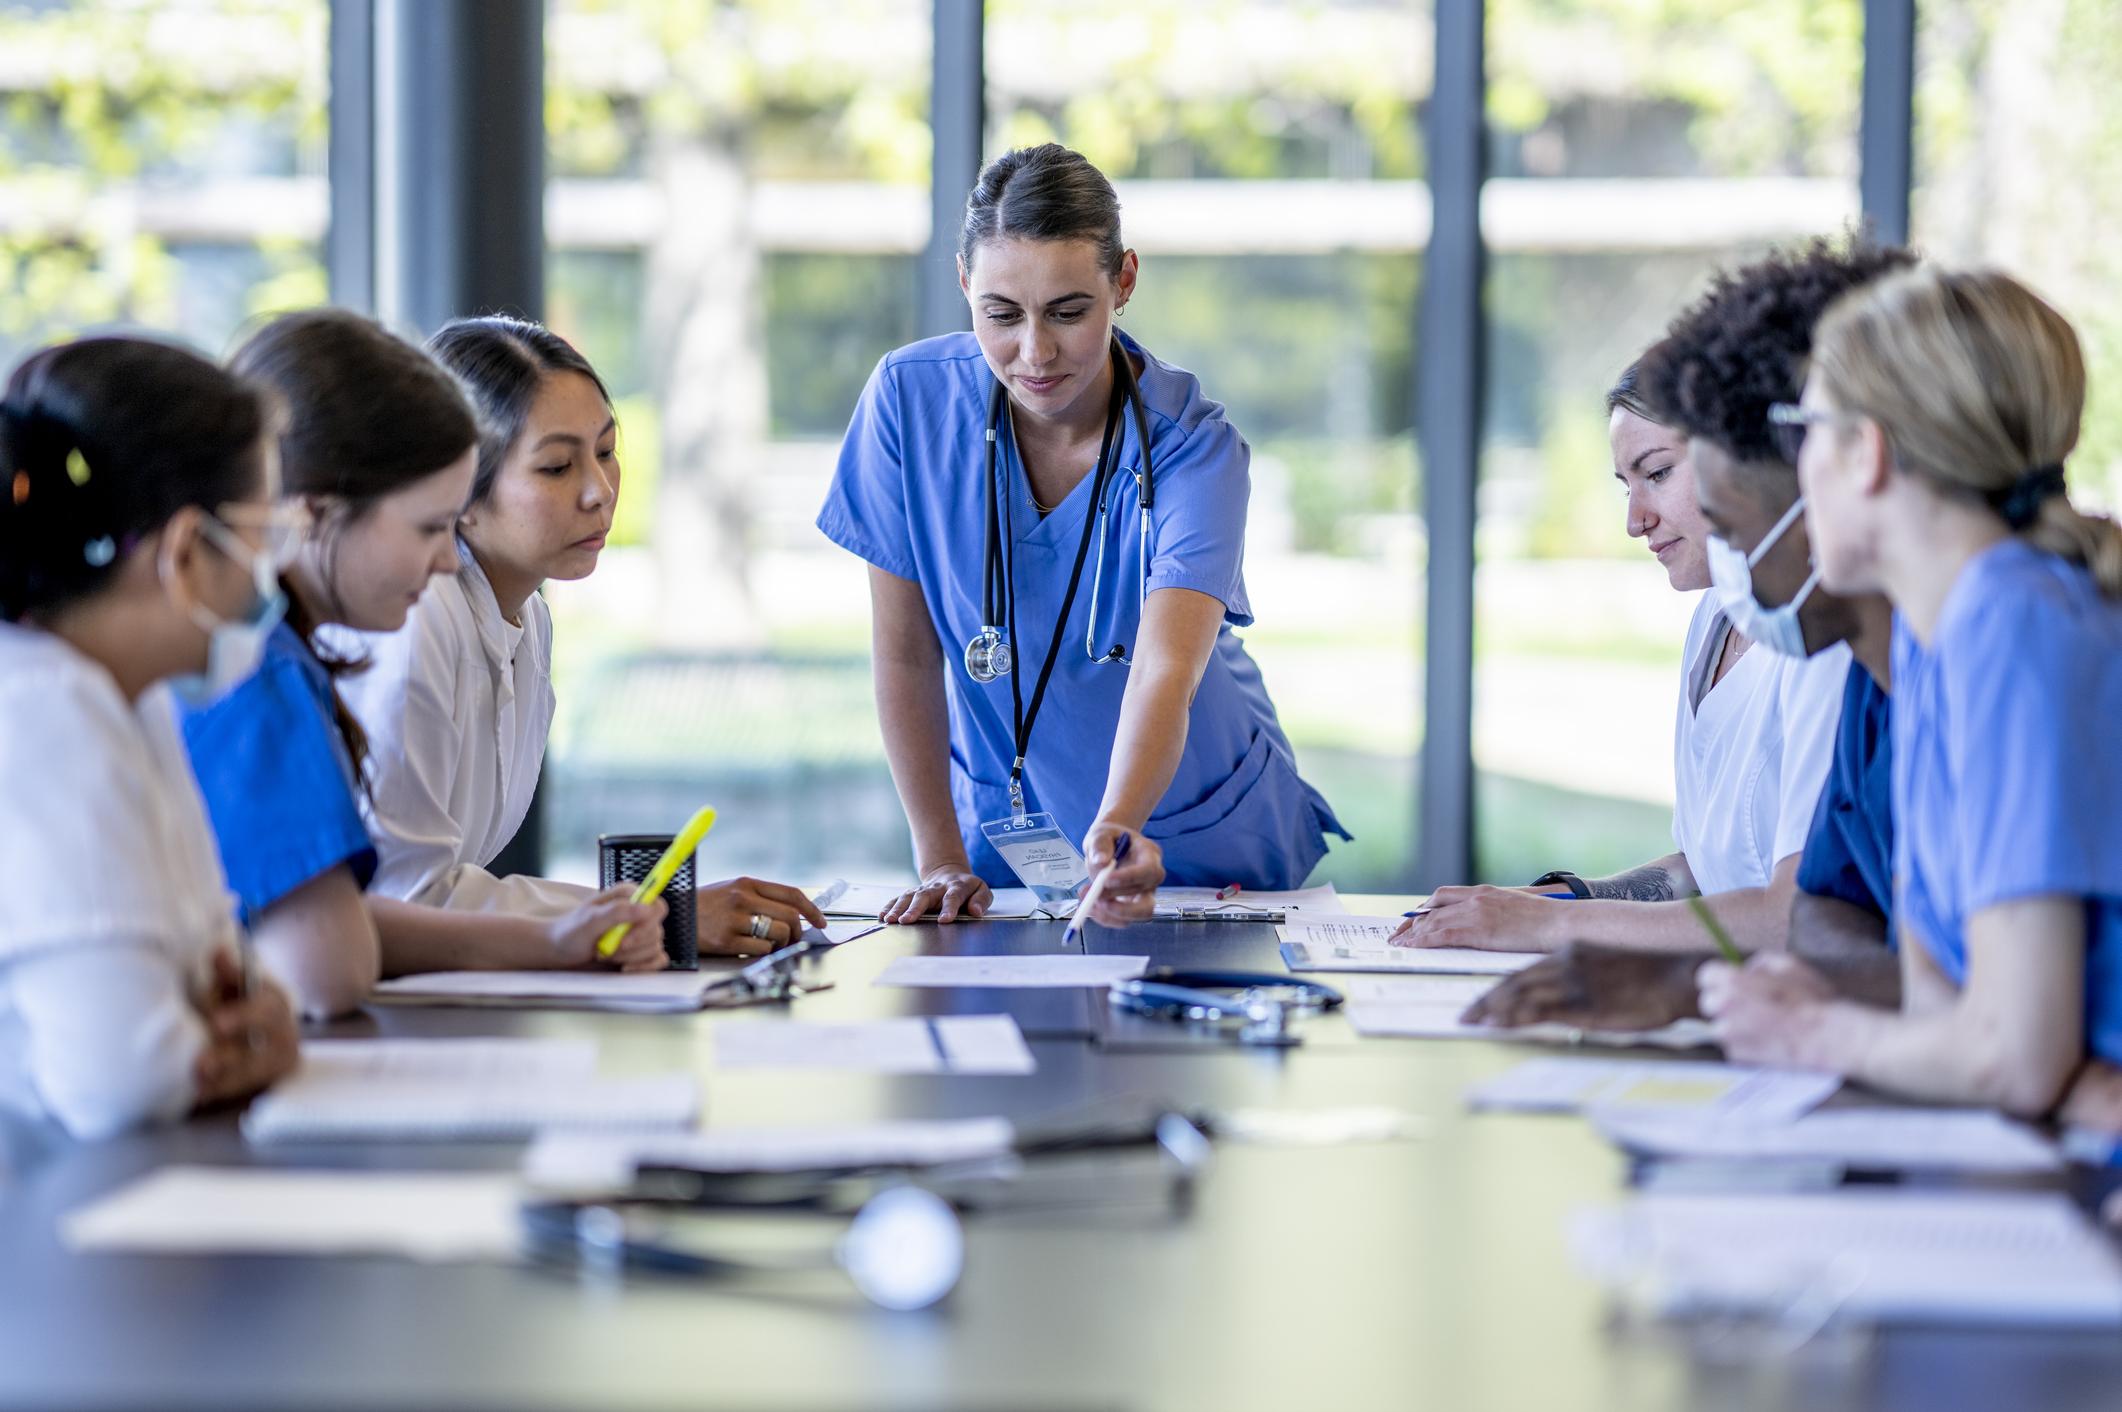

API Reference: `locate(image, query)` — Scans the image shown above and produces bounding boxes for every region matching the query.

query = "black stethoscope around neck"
[964,335,1156,688]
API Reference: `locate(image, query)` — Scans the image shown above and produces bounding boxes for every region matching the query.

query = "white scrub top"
[1670,593,1850,895]
[331,541,588,917]
[0,624,234,1139]
[817,330,1347,890]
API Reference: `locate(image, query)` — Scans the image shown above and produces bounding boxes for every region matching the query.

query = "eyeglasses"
[1766,402,1848,466]
[213,501,312,575]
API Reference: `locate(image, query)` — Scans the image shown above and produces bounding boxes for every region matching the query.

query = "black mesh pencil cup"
[597,833,700,970]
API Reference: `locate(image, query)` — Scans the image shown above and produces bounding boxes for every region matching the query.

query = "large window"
[986,0,1433,891]
[1472,0,1863,884]
[0,0,327,365]
[539,0,1431,891]
[541,0,931,885]
[1913,0,2122,512]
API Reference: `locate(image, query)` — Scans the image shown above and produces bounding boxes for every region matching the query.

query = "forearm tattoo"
[1585,867,1679,903]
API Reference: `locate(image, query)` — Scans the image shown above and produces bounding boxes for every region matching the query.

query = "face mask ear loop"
[1747,495,1808,569]
[197,515,280,624]
[156,517,220,635]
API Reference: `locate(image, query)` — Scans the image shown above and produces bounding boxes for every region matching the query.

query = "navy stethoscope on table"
[964,335,1155,686]
[1110,968,1345,1047]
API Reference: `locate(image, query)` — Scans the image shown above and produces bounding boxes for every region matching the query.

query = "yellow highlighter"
[596,805,717,958]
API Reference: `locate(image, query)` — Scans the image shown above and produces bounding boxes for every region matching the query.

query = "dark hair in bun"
[0,336,268,623]
[427,315,612,508]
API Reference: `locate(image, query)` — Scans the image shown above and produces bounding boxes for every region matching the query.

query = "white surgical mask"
[1705,495,1820,659]
[167,516,288,708]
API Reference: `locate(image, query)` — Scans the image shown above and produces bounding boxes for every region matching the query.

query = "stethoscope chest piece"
[964,625,1012,683]
[965,337,1153,690]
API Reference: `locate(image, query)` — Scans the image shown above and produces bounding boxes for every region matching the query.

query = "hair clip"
[65,449,91,487]
[83,536,116,567]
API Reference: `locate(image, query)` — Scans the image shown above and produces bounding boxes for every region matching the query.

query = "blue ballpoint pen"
[1064,831,1133,945]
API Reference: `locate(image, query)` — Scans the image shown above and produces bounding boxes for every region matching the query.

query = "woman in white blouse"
[0,336,298,1138]
[1394,310,1848,955]
[340,317,825,953]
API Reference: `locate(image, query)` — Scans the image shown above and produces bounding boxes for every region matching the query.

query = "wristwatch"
[1530,869,1591,900]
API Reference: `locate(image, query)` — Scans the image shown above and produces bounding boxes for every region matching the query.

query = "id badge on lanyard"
[968,354,1130,914]
[978,811,1089,910]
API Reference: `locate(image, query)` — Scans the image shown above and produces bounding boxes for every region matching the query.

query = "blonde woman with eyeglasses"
[1700,266,2122,1117]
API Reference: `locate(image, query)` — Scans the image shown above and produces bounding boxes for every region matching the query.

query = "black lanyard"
[993,345,1129,817]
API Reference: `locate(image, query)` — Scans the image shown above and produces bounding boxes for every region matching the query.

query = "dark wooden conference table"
[3,903,2121,1412]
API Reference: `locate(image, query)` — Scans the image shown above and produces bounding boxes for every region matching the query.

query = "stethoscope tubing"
[973,337,1156,676]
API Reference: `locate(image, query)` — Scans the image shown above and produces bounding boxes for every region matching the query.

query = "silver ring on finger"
[748,913,774,941]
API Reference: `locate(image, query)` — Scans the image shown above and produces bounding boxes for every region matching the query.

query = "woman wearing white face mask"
[1397,243,1893,958]
[0,336,300,1138]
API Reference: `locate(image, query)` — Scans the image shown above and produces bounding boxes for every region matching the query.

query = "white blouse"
[0,625,236,1138]
[331,542,588,917]
[1670,593,1851,896]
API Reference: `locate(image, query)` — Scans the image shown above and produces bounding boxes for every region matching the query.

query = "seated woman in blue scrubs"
[1702,265,2122,1116]
[819,143,1347,925]
[179,311,667,1018]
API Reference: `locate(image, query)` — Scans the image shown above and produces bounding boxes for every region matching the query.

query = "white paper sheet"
[370,968,721,1012]
[1340,975,1716,1049]
[872,954,1149,989]
[812,920,887,946]
[1592,1107,2064,1174]
[524,1117,1018,1190]
[1279,916,1541,975]
[1153,884,1347,917]
[243,1038,699,1144]
[810,880,1054,920]
[295,1038,600,1083]
[1467,1057,1839,1121]
[929,1014,1039,1073]
[63,1167,522,1262]
[711,1014,1036,1074]
[1572,1191,2122,1328]
[811,881,1345,923]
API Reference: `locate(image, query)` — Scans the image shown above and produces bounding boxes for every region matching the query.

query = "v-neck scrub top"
[1891,540,2122,1064]
[1670,593,1851,896]
[818,330,1347,889]
[179,622,378,925]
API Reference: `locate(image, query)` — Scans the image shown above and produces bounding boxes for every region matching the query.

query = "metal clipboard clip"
[702,934,839,1007]
[1160,906,1289,923]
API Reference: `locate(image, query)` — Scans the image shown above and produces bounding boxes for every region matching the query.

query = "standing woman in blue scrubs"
[819,144,1347,924]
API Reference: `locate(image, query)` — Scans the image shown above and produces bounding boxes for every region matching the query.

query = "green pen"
[1685,895,1746,965]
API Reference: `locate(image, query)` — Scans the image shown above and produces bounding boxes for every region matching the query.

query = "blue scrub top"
[818,330,1348,889]
[1794,662,1894,938]
[178,621,378,925]
[1892,539,2122,1065]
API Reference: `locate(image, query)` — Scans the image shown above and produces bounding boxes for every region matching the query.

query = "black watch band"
[1530,870,1592,900]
